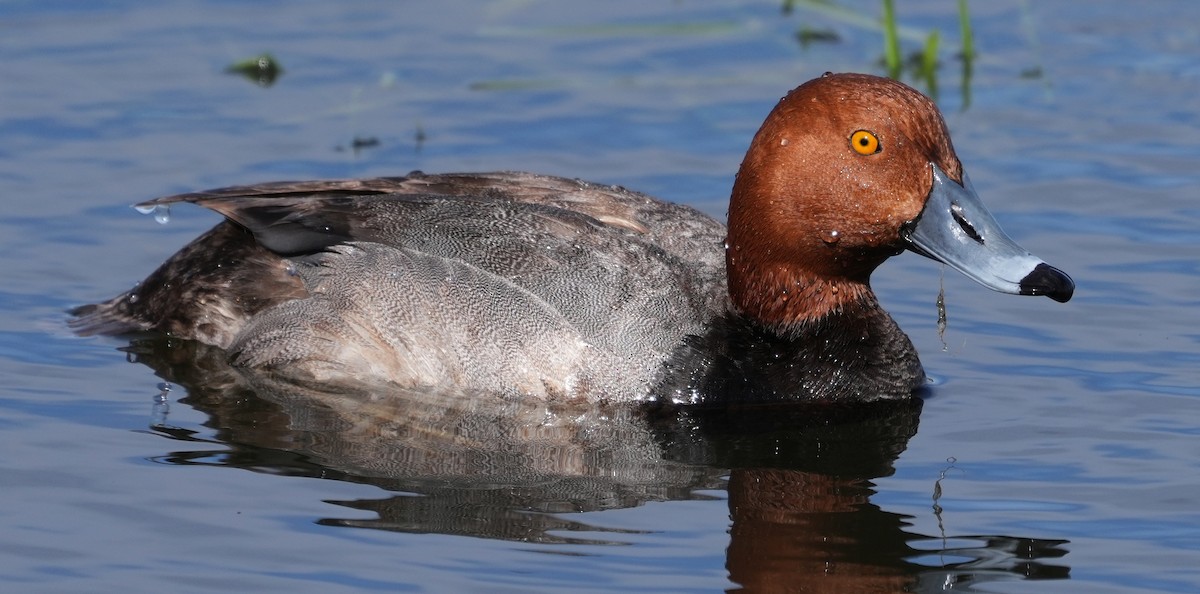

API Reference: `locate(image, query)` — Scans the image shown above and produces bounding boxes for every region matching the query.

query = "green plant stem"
[882,0,901,79]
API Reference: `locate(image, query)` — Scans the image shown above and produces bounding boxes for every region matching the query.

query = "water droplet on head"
[780,138,789,147]
[822,230,841,245]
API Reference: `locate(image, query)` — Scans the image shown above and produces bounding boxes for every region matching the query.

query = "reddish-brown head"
[726,73,963,326]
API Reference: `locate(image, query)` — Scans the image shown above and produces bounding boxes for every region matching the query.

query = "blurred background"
[2,1,1199,592]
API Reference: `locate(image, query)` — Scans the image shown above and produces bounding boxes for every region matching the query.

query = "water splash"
[134,203,171,224]
[151,382,171,428]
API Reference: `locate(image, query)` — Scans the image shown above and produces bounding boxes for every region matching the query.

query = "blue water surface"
[2,1,1199,592]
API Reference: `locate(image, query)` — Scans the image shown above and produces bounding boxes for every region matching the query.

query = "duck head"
[726,72,1073,328]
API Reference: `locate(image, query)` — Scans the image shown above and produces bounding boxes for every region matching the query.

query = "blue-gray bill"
[901,164,1074,303]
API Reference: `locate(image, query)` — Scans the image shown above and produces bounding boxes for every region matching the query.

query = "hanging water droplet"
[822,230,841,245]
[135,203,171,224]
[127,293,139,304]
[936,266,949,351]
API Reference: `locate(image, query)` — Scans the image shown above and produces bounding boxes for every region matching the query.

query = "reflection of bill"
[129,336,1068,588]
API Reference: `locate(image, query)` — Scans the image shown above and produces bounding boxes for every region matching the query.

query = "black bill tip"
[1019,263,1075,303]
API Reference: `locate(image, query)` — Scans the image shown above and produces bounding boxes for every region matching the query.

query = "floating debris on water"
[795,26,840,48]
[335,136,380,154]
[225,53,284,87]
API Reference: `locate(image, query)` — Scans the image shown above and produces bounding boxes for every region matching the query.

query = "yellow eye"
[850,130,880,155]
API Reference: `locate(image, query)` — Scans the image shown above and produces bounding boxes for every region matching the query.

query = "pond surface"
[3,1,1200,592]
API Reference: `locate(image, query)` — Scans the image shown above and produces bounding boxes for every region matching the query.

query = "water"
[3,0,1200,592]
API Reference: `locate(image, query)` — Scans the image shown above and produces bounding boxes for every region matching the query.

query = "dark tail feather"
[68,293,154,337]
[68,221,308,348]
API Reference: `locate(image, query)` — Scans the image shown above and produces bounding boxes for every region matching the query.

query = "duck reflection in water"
[131,338,1069,592]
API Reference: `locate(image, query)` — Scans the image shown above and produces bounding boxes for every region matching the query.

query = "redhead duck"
[72,73,1073,404]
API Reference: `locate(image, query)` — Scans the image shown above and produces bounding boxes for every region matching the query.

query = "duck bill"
[901,164,1074,303]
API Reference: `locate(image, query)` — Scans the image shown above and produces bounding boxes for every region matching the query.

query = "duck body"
[76,173,730,399]
[72,73,1073,404]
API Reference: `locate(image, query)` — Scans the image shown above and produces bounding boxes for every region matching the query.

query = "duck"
[71,72,1073,405]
